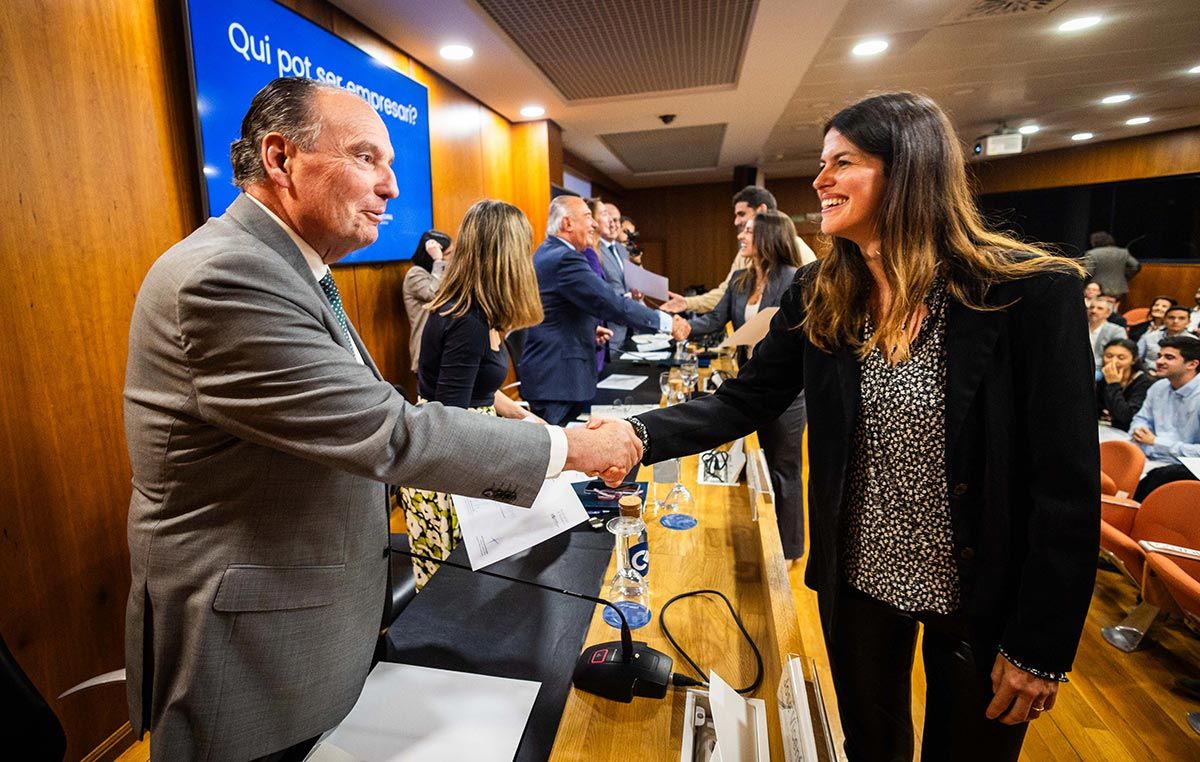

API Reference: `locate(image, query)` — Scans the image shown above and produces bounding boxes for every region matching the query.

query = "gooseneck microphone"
[391,547,672,702]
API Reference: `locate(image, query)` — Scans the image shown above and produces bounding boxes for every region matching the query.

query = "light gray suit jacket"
[123,194,550,761]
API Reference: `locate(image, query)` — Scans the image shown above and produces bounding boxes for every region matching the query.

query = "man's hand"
[595,325,614,345]
[661,291,688,314]
[672,314,692,342]
[985,654,1058,725]
[629,288,645,302]
[1132,426,1156,445]
[563,417,642,486]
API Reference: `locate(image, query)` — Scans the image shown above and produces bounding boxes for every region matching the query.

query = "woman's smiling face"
[813,128,887,249]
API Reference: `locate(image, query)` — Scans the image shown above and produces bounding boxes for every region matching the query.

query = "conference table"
[386,357,838,761]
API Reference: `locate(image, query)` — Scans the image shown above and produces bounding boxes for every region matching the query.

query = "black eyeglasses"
[586,483,643,501]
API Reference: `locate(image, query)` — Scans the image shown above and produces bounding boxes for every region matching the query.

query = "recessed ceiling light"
[1058,16,1101,32]
[1101,93,1132,104]
[1071,132,1094,141]
[1189,65,1200,75]
[1018,124,1040,135]
[439,44,473,61]
[519,105,545,118]
[1125,116,1151,126]
[851,39,889,57]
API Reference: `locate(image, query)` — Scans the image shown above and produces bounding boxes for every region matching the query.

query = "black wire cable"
[659,589,764,695]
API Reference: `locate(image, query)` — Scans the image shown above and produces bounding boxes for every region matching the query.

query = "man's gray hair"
[229,77,341,189]
[1087,297,1114,315]
[546,195,578,236]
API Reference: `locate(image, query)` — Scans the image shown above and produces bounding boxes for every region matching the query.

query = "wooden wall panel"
[1126,264,1200,312]
[973,126,1200,194]
[510,121,555,241]
[0,0,562,756]
[0,0,201,757]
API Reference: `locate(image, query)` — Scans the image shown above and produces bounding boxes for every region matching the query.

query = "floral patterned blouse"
[841,281,961,614]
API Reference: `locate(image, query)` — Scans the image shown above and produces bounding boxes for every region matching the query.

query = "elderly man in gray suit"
[123,77,638,762]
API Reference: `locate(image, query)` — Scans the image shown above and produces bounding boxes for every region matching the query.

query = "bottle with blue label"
[603,495,651,630]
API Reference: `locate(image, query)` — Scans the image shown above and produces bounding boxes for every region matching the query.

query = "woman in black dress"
[399,200,544,588]
[625,92,1098,761]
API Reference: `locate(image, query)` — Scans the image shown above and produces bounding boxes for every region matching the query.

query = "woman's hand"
[425,239,445,262]
[492,390,542,422]
[1101,359,1122,384]
[672,315,691,342]
[985,654,1059,725]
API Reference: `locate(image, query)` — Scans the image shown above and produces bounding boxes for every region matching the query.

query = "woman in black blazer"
[672,210,807,560]
[627,93,1098,761]
[1096,338,1153,430]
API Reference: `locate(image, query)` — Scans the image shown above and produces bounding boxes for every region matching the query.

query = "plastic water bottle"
[603,496,651,629]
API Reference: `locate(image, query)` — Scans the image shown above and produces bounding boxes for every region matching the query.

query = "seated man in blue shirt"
[1130,335,1200,500]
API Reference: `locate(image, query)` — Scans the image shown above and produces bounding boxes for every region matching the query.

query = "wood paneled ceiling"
[332,0,1200,188]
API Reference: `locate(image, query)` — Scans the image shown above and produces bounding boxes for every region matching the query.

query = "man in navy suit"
[522,196,672,425]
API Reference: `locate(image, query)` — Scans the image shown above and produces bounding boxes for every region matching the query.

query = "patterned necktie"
[317,269,354,347]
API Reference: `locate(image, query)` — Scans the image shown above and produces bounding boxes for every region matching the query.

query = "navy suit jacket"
[522,236,663,402]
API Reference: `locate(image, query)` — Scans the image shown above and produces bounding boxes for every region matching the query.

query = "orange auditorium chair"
[1100,481,1200,651]
[1122,307,1150,325]
[1099,439,1144,499]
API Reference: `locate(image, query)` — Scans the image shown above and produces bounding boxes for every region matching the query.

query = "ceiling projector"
[972,129,1026,159]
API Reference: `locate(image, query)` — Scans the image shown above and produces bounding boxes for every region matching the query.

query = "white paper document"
[719,306,779,348]
[585,403,661,419]
[596,373,648,390]
[1180,457,1200,480]
[624,264,670,301]
[452,475,587,570]
[632,332,671,344]
[621,350,671,361]
[306,662,540,762]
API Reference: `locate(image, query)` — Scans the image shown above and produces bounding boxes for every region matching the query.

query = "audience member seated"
[1083,279,1102,303]
[1139,305,1195,373]
[671,210,807,561]
[1087,297,1127,370]
[399,200,545,589]
[402,229,452,372]
[1101,293,1127,328]
[1129,295,1175,343]
[1130,335,1200,501]
[1083,230,1140,299]
[521,195,670,425]
[1097,338,1153,431]
[1190,286,1200,332]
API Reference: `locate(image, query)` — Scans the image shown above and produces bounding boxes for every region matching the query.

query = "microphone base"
[573,640,672,702]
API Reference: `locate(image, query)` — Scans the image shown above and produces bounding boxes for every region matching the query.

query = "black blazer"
[1096,371,1153,431]
[638,264,1099,673]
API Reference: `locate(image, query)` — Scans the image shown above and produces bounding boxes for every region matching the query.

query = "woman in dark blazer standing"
[626,92,1098,761]
[671,210,806,561]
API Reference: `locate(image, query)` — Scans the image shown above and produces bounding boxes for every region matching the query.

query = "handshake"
[563,417,643,486]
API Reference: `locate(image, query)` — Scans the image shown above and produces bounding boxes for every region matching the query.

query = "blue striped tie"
[317,269,354,346]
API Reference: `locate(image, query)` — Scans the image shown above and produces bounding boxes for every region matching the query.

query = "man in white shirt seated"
[1130,335,1200,500]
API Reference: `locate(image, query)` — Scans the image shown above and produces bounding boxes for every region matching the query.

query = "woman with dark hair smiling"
[1097,338,1152,431]
[623,92,1097,760]
[671,210,807,561]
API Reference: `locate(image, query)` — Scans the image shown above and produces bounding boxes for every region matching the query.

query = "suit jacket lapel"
[945,298,1005,455]
[225,194,379,372]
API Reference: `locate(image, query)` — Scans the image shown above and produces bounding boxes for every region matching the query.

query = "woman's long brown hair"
[427,200,543,332]
[733,210,800,293]
[804,92,1084,362]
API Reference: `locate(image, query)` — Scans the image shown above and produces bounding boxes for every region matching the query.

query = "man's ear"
[755,203,769,214]
[261,132,294,189]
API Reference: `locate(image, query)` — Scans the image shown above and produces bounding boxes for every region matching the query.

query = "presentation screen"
[183,0,432,264]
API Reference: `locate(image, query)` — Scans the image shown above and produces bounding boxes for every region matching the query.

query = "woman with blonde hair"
[399,199,544,588]
[626,92,1098,759]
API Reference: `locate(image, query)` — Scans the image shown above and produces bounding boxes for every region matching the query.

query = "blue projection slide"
[184,0,432,263]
